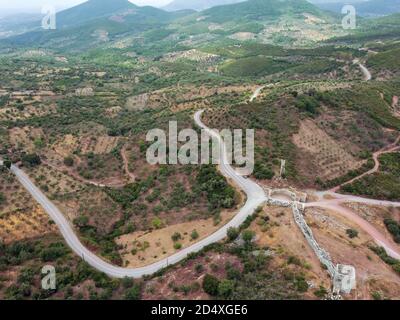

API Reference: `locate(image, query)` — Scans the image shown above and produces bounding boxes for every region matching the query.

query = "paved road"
[10,110,266,278]
[311,191,400,208]
[353,59,372,81]
[249,85,266,102]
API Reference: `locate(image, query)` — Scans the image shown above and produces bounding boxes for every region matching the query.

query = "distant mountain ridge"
[163,0,246,12]
[2,0,189,49]
[56,0,136,28]
[201,0,327,23]
[1,0,341,50]
[314,0,400,17]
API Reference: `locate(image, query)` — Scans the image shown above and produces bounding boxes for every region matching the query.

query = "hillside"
[202,0,326,22]
[57,0,136,28]
[1,0,400,303]
[170,0,343,47]
[163,0,245,11]
[2,0,190,51]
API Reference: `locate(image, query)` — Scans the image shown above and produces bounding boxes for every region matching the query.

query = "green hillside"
[202,0,326,23]
[57,0,136,28]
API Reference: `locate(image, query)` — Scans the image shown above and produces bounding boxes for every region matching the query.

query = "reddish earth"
[142,252,243,300]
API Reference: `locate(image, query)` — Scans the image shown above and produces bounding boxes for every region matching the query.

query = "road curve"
[10,110,266,278]
[353,59,372,81]
[249,85,265,102]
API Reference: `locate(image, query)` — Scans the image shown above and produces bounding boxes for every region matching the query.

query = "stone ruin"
[265,187,356,295]
[333,265,356,295]
[292,201,356,295]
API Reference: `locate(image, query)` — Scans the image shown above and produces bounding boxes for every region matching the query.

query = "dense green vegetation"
[384,218,400,244]
[21,154,41,168]
[341,153,400,201]
[221,56,294,77]
[368,47,400,72]
[201,0,325,23]
[370,246,400,275]
[196,165,236,210]
[0,0,400,301]
[0,237,142,300]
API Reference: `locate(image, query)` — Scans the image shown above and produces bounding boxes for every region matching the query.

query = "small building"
[333,264,356,294]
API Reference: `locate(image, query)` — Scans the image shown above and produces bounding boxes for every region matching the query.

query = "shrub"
[3,160,11,169]
[0,192,6,205]
[40,243,68,262]
[122,277,134,289]
[124,284,142,300]
[241,230,255,244]
[227,227,239,241]
[195,264,204,273]
[22,154,41,167]
[196,165,236,210]
[295,278,309,292]
[171,232,182,242]
[314,286,328,298]
[63,157,74,167]
[73,215,89,228]
[202,274,220,296]
[371,291,382,300]
[191,230,199,240]
[151,217,163,229]
[174,243,182,250]
[218,279,234,298]
[287,256,301,266]
[384,218,400,244]
[346,229,359,239]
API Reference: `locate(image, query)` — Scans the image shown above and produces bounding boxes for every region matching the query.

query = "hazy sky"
[0,0,173,13]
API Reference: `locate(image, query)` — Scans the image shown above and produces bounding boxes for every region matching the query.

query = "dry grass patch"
[8,126,44,152]
[116,211,235,268]
[0,170,34,215]
[0,206,56,244]
[27,164,86,198]
[306,206,400,300]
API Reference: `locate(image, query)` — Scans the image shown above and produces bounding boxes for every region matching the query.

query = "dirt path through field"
[121,145,136,182]
[329,134,400,192]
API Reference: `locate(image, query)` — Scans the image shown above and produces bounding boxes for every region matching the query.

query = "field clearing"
[55,189,122,234]
[8,126,44,152]
[116,210,235,268]
[293,119,365,181]
[51,134,119,158]
[0,206,56,244]
[249,205,331,290]
[28,164,86,197]
[0,170,34,215]
[0,104,56,121]
[143,252,242,300]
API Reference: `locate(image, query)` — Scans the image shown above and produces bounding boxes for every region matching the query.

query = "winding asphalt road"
[353,59,372,81]
[249,85,266,102]
[10,110,266,278]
